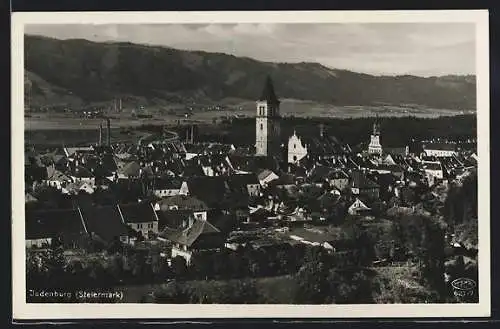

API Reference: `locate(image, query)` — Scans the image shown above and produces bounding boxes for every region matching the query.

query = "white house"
[118,203,159,239]
[423,143,457,157]
[152,178,182,198]
[348,198,371,215]
[422,161,444,187]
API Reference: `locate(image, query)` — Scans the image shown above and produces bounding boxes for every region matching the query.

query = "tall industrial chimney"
[106,118,111,146]
[319,123,325,138]
[99,123,103,146]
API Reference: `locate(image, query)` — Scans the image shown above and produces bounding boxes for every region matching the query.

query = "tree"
[190,252,213,279]
[294,246,331,304]
[154,281,190,303]
[171,256,188,278]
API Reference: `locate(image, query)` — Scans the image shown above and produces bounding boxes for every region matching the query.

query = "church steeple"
[373,115,380,136]
[255,75,281,157]
[259,75,280,105]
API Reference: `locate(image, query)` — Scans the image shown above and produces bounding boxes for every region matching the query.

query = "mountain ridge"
[24,34,476,110]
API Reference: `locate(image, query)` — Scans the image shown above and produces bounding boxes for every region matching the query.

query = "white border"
[12,10,490,320]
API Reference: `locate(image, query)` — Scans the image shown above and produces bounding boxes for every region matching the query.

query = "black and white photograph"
[12,10,490,319]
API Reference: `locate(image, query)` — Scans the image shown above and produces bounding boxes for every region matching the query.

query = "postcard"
[12,9,490,320]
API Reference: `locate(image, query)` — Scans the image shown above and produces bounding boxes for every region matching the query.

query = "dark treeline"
[186,115,476,149]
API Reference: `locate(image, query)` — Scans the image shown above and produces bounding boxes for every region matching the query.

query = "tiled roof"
[158,195,208,211]
[156,209,193,230]
[153,177,182,190]
[68,166,94,178]
[118,161,141,177]
[161,219,220,247]
[350,170,379,189]
[25,208,86,240]
[80,205,129,242]
[257,169,276,181]
[118,202,158,224]
[226,173,259,190]
[185,176,229,206]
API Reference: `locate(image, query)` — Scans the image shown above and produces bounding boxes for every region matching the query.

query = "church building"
[255,76,281,157]
[368,118,383,155]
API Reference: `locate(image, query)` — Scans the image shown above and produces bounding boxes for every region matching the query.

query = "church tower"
[255,76,281,157]
[368,117,382,155]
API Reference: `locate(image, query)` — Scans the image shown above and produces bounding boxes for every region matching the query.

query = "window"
[260,124,263,130]
[293,144,296,149]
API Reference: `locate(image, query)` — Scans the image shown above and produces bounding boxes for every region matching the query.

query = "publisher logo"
[451,278,477,301]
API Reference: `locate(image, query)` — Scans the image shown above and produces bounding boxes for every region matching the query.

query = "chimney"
[99,124,103,146]
[106,118,111,146]
[319,124,324,138]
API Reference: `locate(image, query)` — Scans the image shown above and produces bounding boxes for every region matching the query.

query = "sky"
[25,23,476,77]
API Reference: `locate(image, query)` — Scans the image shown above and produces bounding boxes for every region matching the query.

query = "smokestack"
[99,123,103,146]
[106,118,111,146]
[319,124,324,138]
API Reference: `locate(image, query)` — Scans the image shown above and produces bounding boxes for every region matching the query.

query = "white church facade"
[368,119,383,155]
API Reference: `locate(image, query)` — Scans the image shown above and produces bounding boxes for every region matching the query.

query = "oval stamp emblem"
[451,278,477,300]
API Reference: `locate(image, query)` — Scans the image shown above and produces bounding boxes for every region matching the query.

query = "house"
[78,182,95,194]
[68,166,95,184]
[226,173,261,197]
[197,154,232,176]
[423,143,457,157]
[152,177,182,198]
[80,205,132,245]
[269,173,296,190]
[307,165,333,186]
[118,203,159,239]
[117,161,142,179]
[257,169,279,188]
[157,194,209,212]
[161,219,225,264]
[326,169,350,191]
[227,155,280,174]
[288,128,346,165]
[156,209,194,231]
[25,208,88,248]
[350,170,380,199]
[179,176,229,208]
[44,166,72,189]
[422,161,444,186]
[64,146,94,158]
[348,198,371,215]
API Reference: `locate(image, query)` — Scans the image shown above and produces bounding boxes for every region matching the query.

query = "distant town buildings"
[423,142,458,157]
